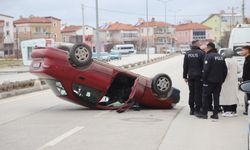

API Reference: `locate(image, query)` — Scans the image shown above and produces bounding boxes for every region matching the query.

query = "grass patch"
[0,59,23,68]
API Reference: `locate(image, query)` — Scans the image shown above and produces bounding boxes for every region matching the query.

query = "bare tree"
[220,31,231,48]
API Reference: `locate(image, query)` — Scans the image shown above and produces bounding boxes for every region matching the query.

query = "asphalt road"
[0,55,247,150]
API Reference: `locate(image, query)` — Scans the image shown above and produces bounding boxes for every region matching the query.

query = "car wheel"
[69,43,92,67]
[151,73,172,97]
[57,45,70,52]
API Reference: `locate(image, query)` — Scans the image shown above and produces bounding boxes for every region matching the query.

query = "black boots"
[210,114,219,119]
[196,112,208,119]
[190,110,195,115]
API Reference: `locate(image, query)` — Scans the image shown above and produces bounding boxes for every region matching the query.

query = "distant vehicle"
[218,48,232,55]
[239,81,250,150]
[100,52,111,61]
[180,45,190,54]
[92,52,111,62]
[112,44,136,54]
[110,50,122,60]
[166,48,176,54]
[229,24,250,50]
[30,43,180,111]
[228,24,250,80]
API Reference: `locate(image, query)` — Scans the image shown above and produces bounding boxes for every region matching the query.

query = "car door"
[128,77,145,103]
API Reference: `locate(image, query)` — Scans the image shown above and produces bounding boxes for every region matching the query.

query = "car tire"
[69,43,92,67]
[151,73,172,98]
[57,45,70,52]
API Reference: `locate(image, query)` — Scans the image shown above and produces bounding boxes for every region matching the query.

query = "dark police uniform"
[243,55,250,113]
[202,49,228,116]
[183,46,205,113]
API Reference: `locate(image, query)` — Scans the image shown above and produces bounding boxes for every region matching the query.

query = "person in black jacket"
[242,46,250,115]
[197,42,227,119]
[183,40,205,115]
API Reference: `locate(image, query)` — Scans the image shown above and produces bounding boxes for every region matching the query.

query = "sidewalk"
[159,91,248,150]
[0,66,29,74]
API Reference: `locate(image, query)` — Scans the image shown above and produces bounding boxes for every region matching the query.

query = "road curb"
[0,85,49,99]
[121,53,178,70]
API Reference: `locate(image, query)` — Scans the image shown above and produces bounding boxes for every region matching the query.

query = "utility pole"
[164,1,169,51]
[219,12,222,47]
[229,7,237,32]
[146,0,150,62]
[95,0,100,58]
[15,27,19,59]
[158,0,171,51]
[242,0,245,23]
[230,7,234,31]
[81,4,85,43]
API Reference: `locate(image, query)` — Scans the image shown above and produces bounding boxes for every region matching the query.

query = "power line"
[84,5,210,18]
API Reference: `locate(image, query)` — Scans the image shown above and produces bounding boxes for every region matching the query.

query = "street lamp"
[242,0,245,23]
[95,0,101,59]
[15,27,19,59]
[81,3,85,43]
[157,0,171,52]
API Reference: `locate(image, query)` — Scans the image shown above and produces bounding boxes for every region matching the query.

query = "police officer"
[242,46,250,115]
[198,42,227,119]
[200,45,214,112]
[183,40,205,115]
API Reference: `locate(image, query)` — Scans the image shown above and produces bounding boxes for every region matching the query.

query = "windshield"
[72,83,102,105]
[111,51,119,55]
[46,80,67,96]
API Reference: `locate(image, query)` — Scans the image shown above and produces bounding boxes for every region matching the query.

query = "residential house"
[0,14,15,56]
[61,25,95,46]
[202,11,243,45]
[136,18,176,53]
[0,20,4,56]
[14,16,62,46]
[100,22,139,50]
[176,22,213,45]
[45,16,62,42]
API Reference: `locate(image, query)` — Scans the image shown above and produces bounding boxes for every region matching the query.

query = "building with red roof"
[61,25,95,46]
[14,16,62,43]
[0,20,4,52]
[100,22,139,47]
[136,18,176,53]
[176,22,214,45]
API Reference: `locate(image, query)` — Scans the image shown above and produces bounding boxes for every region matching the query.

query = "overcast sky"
[1,0,249,26]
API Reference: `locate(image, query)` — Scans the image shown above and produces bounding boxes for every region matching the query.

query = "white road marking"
[37,126,84,150]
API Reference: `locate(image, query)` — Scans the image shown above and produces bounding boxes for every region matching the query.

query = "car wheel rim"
[75,46,89,62]
[156,77,170,92]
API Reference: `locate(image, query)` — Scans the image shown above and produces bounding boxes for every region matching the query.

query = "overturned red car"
[30,43,180,111]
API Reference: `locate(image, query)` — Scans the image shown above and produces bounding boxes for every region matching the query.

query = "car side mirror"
[239,81,250,93]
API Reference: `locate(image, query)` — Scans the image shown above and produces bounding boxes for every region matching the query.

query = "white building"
[100,22,139,45]
[61,25,95,46]
[0,14,15,56]
[136,18,176,53]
